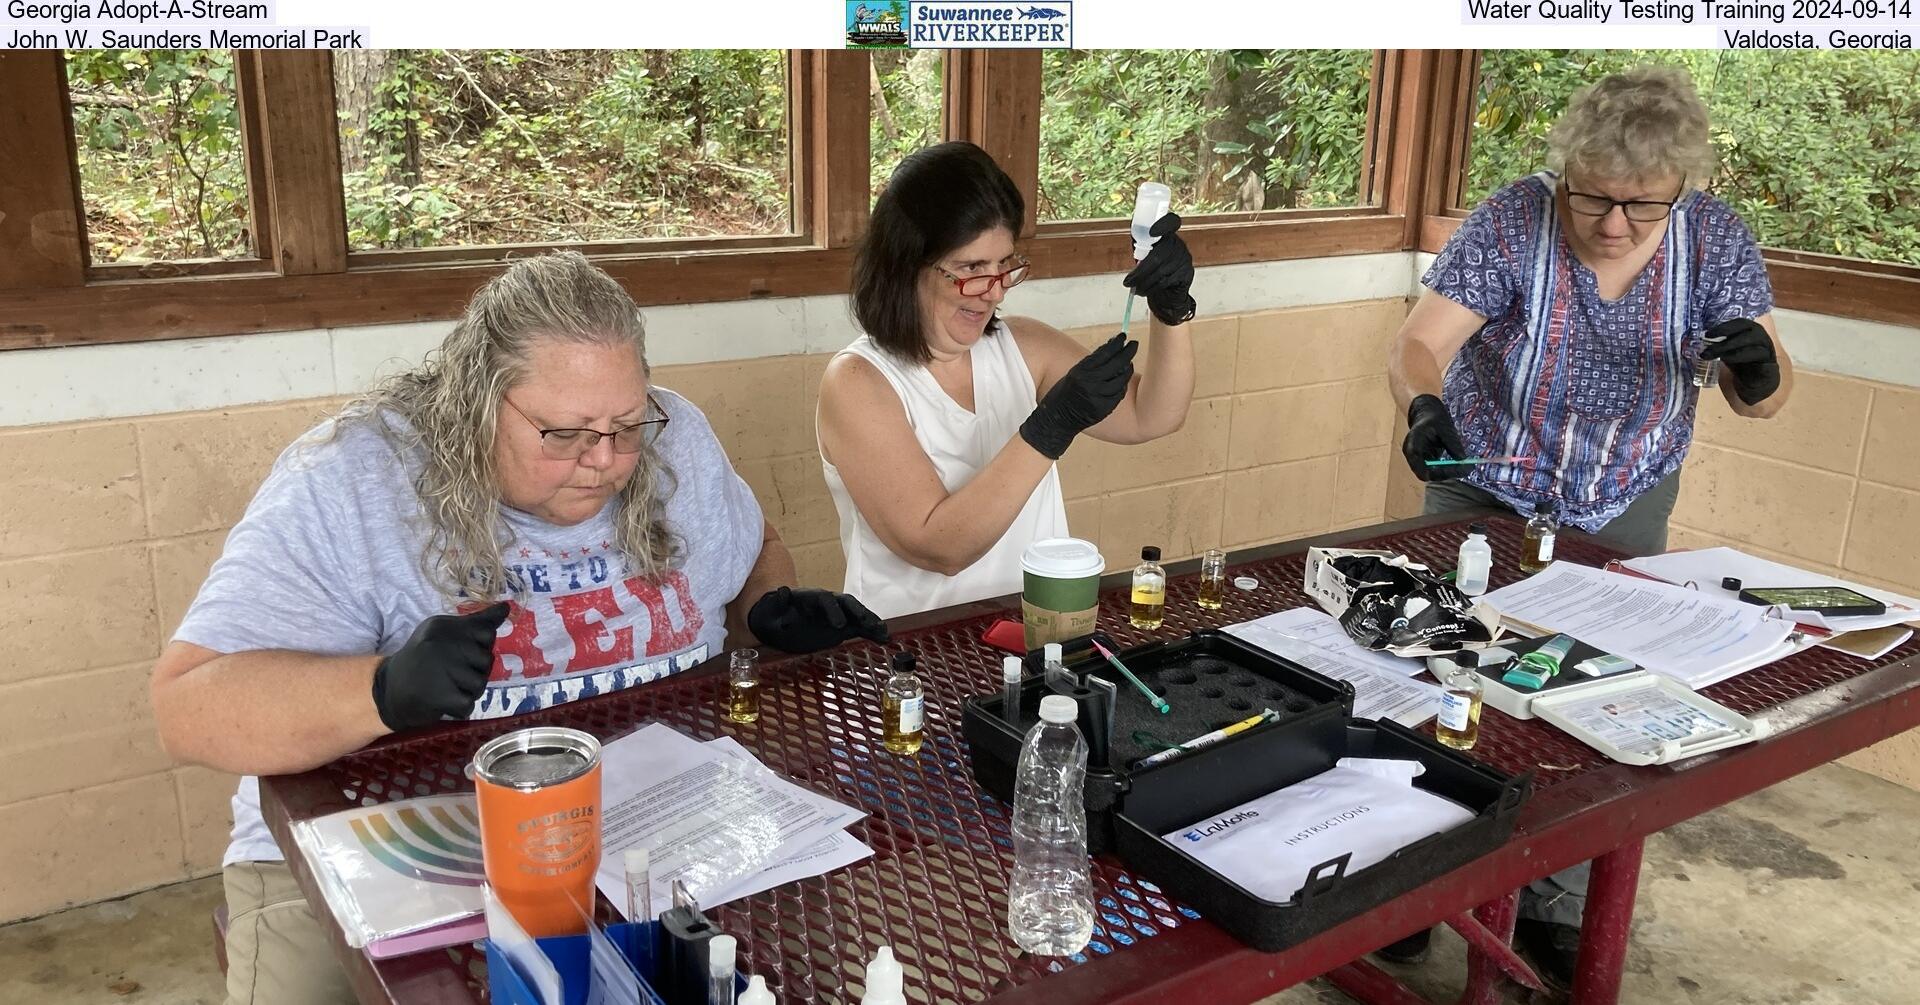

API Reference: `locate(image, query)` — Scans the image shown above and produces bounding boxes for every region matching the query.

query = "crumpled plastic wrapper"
[1325,554,1504,657]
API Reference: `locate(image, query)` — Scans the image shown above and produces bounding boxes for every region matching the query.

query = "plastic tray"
[1111,719,1530,952]
[487,919,748,1005]
[962,630,1355,853]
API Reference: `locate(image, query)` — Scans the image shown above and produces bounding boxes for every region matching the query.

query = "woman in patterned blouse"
[1379,66,1794,988]
[1392,65,1791,558]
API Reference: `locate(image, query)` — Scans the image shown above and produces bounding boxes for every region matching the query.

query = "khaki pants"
[222,861,357,1005]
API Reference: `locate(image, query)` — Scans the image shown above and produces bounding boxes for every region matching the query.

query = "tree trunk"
[333,49,391,176]
[870,56,900,142]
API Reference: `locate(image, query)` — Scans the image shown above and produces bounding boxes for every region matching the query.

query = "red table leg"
[1452,893,1544,1003]
[1572,838,1646,1004]
[1326,959,1434,1005]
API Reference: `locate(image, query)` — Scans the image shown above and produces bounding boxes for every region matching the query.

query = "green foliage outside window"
[336,50,792,249]
[1037,50,1373,221]
[65,50,251,265]
[870,50,944,200]
[1468,50,1920,265]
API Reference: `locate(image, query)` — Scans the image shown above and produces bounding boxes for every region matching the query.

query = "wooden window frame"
[1419,52,1920,329]
[10,47,1910,352]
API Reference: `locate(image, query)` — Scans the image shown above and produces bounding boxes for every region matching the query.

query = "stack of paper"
[592,723,872,921]
[1482,562,1810,689]
[1622,548,1919,658]
[1223,608,1443,727]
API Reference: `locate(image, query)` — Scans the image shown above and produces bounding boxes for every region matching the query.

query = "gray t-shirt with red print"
[174,387,763,864]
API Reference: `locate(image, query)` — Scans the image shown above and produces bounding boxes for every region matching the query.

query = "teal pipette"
[1121,291,1136,336]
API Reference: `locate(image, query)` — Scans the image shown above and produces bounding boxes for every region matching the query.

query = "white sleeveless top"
[820,325,1070,620]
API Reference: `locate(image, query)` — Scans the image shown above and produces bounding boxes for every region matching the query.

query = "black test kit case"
[961,630,1531,952]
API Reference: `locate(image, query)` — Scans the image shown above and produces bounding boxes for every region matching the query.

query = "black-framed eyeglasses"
[503,394,669,460]
[1563,181,1685,223]
[936,256,1031,297]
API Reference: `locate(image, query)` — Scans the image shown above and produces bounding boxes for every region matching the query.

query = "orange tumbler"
[470,726,603,937]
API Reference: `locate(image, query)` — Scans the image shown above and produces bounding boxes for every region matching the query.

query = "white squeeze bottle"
[1007,694,1094,956]
[1130,181,1172,261]
[859,946,906,1005]
[1455,522,1492,596]
[739,975,776,1005]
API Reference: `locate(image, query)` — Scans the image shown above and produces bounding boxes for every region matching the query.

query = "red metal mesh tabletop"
[273,515,1920,1003]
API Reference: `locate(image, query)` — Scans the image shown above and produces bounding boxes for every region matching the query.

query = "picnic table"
[261,511,1920,1004]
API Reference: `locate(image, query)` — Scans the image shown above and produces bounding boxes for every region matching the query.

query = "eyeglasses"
[503,394,669,460]
[936,256,1031,297]
[1563,181,1685,223]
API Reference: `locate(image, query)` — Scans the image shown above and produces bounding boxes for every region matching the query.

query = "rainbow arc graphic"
[345,796,486,887]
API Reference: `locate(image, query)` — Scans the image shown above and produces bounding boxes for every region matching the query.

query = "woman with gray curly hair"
[150,251,886,1004]
[1380,67,1793,986]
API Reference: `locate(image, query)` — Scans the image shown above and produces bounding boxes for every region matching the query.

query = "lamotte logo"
[903,1,1072,47]
[1181,809,1259,842]
[846,1,911,47]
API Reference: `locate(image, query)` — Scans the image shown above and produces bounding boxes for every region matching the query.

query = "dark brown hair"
[851,141,1025,365]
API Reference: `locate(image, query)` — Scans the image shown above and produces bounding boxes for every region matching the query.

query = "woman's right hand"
[1018,332,1139,459]
[369,601,511,731]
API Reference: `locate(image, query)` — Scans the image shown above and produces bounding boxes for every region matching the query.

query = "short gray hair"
[1548,66,1715,190]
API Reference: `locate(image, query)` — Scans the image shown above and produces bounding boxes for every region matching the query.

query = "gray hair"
[336,250,677,601]
[1548,66,1716,191]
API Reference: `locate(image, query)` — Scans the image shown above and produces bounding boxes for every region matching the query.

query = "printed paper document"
[1225,608,1442,726]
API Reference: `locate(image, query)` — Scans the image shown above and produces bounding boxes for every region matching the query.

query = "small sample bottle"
[1196,548,1227,610]
[1130,182,1173,262]
[1520,509,1558,574]
[881,652,925,756]
[1455,523,1492,596]
[727,649,761,724]
[708,934,738,1005]
[1001,655,1025,722]
[1130,546,1166,629]
[739,976,775,1005]
[859,947,907,1005]
[623,847,652,922]
[1436,652,1484,750]
[1042,643,1067,689]
[1691,331,1723,389]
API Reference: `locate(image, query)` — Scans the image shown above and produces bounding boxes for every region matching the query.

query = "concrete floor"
[5,763,1919,1005]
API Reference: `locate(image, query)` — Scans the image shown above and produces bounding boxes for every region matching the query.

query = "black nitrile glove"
[370,601,510,732]
[1123,213,1197,326]
[748,586,891,654]
[1403,394,1469,483]
[1699,318,1780,405]
[1018,332,1139,459]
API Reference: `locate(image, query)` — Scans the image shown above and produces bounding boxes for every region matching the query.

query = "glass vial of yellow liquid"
[881,651,925,755]
[727,649,760,723]
[1435,652,1484,750]
[1196,548,1227,610]
[1130,546,1166,628]
[1519,508,1558,574]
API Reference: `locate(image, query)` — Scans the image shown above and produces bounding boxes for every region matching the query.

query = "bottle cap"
[1141,546,1161,561]
[1722,577,1742,591]
[1233,576,1259,591]
[1002,655,1023,683]
[1039,694,1079,724]
[1457,650,1480,669]
[740,975,775,1005]
[1469,522,1488,536]
[1043,642,1062,664]
[624,847,649,874]
[889,651,915,673]
[709,934,737,977]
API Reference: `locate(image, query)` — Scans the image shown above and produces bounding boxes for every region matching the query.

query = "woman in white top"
[817,142,1198,620]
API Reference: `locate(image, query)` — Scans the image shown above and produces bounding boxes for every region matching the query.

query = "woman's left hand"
[1123,213,1196,326]
[1700,318,1780,404]
[748,586,891,653]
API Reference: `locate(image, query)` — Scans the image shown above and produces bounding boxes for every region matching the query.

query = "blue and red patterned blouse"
[1423,172,1775,532]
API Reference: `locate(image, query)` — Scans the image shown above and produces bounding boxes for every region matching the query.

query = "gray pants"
[1422,472,1680,925]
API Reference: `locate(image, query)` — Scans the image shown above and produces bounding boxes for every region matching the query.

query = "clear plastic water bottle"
[1007,694,1094,956]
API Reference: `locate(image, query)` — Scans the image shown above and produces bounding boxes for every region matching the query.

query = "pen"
[1090,638,1171,715]
[1424,455,1535,467]
[1133,709,1276,768]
